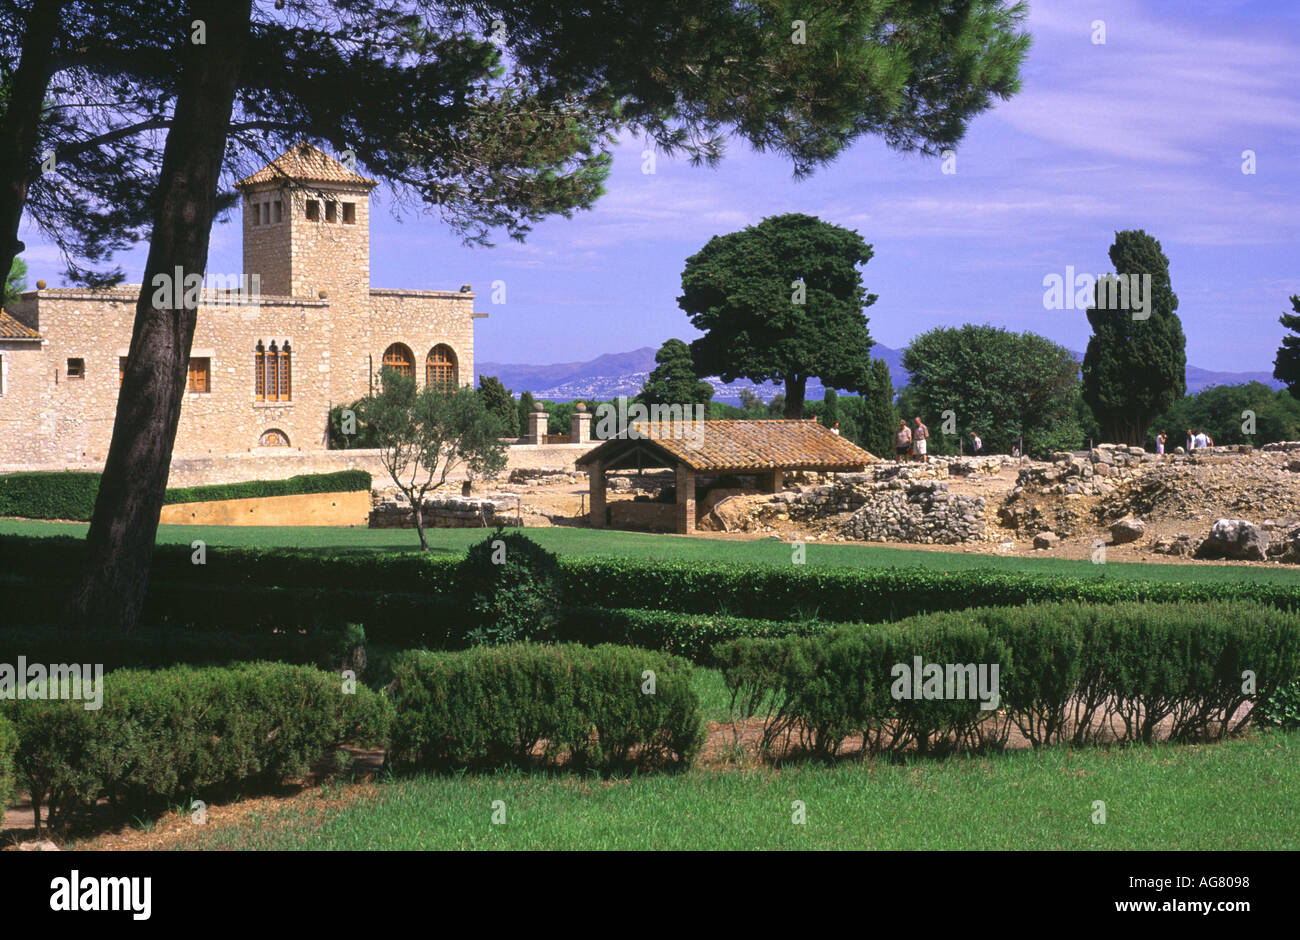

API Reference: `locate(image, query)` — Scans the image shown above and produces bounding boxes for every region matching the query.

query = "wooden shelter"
[575,419,876,534]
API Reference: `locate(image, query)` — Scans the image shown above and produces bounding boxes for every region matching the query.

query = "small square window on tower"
[67,358,85,379]
[325,200,337,223]
[273,200,283,223]
[342,203,356,224]
[251,203,261,226]
[305,199,320,221]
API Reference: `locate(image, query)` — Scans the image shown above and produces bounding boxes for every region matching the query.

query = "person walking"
[1156,430,1166,455]
[1194,428,1209,449]
[831,421,841,436]
[1185,428,1194,452]
[969,431,982,455]
[895,419,912,463]
[913,416,930,464]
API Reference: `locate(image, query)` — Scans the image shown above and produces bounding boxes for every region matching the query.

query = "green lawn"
[6,518,1300,584]
[151,730,1300,851]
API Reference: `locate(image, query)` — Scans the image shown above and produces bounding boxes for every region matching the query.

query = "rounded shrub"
[457,529,563,645]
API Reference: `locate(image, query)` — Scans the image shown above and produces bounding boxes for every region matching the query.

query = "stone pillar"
[589,461,607,528]
[675,463,695,534]
[527,402,549,444]
[763,468,784,493]
[570,402,592,444]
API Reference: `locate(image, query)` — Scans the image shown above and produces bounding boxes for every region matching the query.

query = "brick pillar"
[527,404,549,444]
[570,403,592,444]
[675,464,695,534]
[589,461,607,528]
[763,468,784,493]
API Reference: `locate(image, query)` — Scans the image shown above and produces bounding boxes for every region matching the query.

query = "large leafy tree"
[27,0,1028,631]
[1272,295,1300,399]
[903,324,1081,457]
[680,213,877,418]
[1081,230,1186,445]
[637,338,714,416]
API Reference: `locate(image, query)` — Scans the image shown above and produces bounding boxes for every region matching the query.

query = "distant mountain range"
[477,345,1284,405]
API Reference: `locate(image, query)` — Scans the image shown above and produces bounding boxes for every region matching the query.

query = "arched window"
[255,339,292,402]
[382,343,414,384]
[279,342,292,401]
[259,429,290,447]
[267,341,280,402]
[426,344,458,392]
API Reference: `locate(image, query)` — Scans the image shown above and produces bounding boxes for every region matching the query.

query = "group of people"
[891,419,990,462]
[1154,429,1214,454]
[895,417,932,462]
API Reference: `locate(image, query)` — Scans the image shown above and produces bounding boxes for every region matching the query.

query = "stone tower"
[235,144,378,307]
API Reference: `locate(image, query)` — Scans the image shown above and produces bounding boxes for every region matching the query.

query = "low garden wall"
[160,489,372,527]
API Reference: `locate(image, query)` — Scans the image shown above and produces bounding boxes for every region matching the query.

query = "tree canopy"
[478,374,518,432]
[680,213,877,418]
[1150,382,1300,448]
[1272,295,1300,400]
[637,338,714,416]
[902,324,1082,457]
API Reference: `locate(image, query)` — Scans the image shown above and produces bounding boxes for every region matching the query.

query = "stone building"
[0,144,484,465]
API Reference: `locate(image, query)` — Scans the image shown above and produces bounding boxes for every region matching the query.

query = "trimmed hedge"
[0,470,371,522]
[8,534,1300,626]
[557,558,1300,622]
[387,644,703,772]
[557,606,834,664]
[1,662,391,831]
[0,714,15,813]
[0,472,101,521]
[717,601,1300,757]
[162,469,372,505]
[0,623,368,679]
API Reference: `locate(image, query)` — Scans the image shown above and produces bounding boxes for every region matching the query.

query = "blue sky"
[19,0,1300,371]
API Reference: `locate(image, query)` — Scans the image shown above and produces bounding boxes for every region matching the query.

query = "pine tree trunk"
[0,0,67,284]
[62,0,252,633]
[783,375,807,419]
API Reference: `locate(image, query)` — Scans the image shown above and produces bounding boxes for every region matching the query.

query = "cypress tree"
[516,391,537,438]
[1081,230,1186,445]
[861,357,897,458]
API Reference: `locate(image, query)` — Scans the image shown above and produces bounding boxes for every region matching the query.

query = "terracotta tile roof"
[235,143,378,190]
[577,419,878,472]
[0,309,40,340]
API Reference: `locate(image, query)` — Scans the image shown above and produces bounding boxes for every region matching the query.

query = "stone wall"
[777,473,988,543]
[369,494,518,528]
[608,500,678,533]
